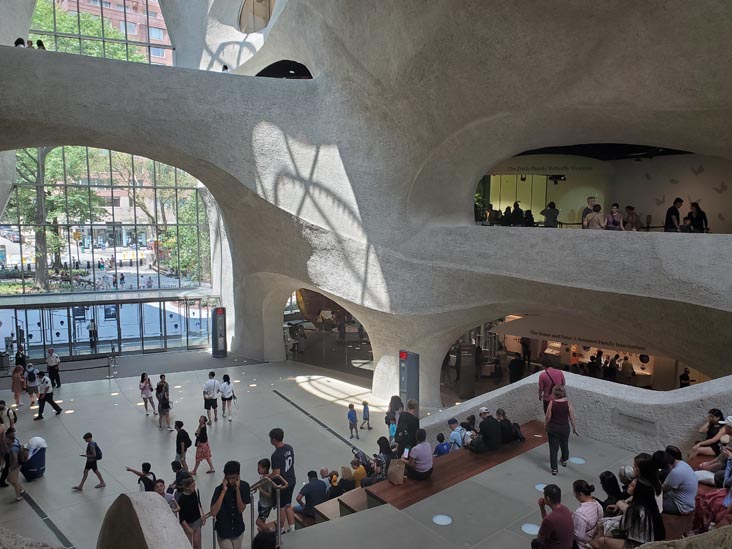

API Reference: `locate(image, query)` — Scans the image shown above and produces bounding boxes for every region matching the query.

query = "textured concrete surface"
[97,492,190,549]
[421,372,732,455]
[2,1,732,407]
[0,528,60,549]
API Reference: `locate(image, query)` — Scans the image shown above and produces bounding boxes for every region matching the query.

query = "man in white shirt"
[203,371,221,425]
[35,371,62,420]
[46,348,62,388]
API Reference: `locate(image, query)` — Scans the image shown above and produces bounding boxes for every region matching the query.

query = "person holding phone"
[403,429,433,480]
[210,461,251,549]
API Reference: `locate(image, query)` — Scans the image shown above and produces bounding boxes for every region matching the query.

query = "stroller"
[21,436,47,481]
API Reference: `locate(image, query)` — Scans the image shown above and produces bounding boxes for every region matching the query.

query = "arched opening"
[283,288,372,378]
[0,144,223,361]
[473,143,732,234]
[239,0,277,33]
[441,312,709,402]
[256,60,313,79]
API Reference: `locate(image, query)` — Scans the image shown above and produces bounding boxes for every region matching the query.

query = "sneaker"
[560,460,567,467]
[72,486,82,491]
[33,416,43,421]
[349,435,353,439]
[551,469,558,476]
[214,417,218,422]
[222,414,226,418]
[95,483,106,489]
[367,427,373,430]
[359,426,364,430]
[228,417,232,422]
[55,409,62,415]
[159,427,163,431]
[207,421,212,426]
[153,412,158,416]
[167,427,174,432]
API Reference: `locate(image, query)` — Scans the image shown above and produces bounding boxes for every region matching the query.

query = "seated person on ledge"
[469,407,502,453]
[532,484,574,549]
[404,429,433,480]
[661,445,697,515]
[294,470,327,518]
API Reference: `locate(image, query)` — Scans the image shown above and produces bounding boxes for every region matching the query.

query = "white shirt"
[39,376,53,394]
[46,353,60,368]
[220,382,234,399]
[203,379,221,399]
[24,367,40,387]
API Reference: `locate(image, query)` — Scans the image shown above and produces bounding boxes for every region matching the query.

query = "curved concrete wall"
[2,1,732,405]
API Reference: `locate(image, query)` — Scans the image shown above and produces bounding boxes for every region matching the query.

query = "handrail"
[248,474,288,548]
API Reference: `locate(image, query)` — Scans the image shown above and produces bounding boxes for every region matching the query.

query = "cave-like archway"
[256,60,313,79]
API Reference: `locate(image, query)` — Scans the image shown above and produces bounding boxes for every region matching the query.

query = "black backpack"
[94,442,103,461]
[139,473,156,492]
[183,431,192,450]
[26,369,37,383]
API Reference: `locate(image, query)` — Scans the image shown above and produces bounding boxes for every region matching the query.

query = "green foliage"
[32,0,147,62]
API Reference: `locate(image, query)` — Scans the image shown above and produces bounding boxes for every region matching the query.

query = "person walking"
[203,371,221,425]
[139,373,156,416]
[10,365,25,409]
[174,421,192,471]
[210,461,251,549]
[191,416,215,475]
[178,477,205,549]
[34,371,62,420]
[360,401,372,430]
[73,432,106,490]
[545,386,578,476]
[45,348,61,388]
[347,403,359,440]
[664,197,683,232]
[538,364,565,413]
[156,375,173,431]
[5,428,25,502]
[24,363,40,407]
[220,374,236,421]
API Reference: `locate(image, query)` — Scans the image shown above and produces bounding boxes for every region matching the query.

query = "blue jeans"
[293,503,314,518]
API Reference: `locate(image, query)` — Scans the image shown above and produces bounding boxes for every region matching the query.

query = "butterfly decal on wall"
[691,165,704,176]
[713,182,728,194]
[655,195,665,206]
[669,178,679,185]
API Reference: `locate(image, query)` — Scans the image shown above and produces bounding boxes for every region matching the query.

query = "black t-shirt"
[196,426,208,445]
[176,429,191,452]
[396,411,419,450]
[498,418,513,443]
[508,358,524,382]
[479,416,502,451]
[178,490,202,524]
[271,444,296,485]
[299,478,327,511]
[665,206,680,230]
[679,372,690,387]
[211,482,251,539]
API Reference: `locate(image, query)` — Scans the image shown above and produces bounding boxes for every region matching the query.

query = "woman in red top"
[545,386,578,476]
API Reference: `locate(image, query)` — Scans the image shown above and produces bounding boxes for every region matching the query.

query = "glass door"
[93,304,121,356]
[46,308,71,358]
[164,300,185,351]
[119,303,142,354]
[141,301,165,352]
[186,299,208,349]
[70,305,94,357]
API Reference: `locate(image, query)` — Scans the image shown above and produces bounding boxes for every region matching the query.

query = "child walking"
[360,401,372,430]
[255,458,274,532]
[347,403,359,440]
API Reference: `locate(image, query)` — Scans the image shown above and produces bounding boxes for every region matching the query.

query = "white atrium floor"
[0,351,633,549]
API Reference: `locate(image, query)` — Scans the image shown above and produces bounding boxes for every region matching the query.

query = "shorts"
[204,398,218,410]
[185,518,202,532]
[158,404,169,415]
[27,386,38,395]
[278,485,294,508]
[258,502,273,521]
[175,453,186,463]
[85,460,98,472]
[221,396,233,402]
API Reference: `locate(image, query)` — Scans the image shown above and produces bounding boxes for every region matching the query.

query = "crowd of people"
[477,195,712,232]
[13,37,45,50]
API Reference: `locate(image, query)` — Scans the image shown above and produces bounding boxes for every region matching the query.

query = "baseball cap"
[478,407,490,414]
[447,418,458,425]
[719,416,732,425]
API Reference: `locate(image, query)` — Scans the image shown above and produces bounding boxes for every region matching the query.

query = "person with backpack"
[538,363,566,413]
[5,428,25,502]
[174,421,192,471]
[156,375,173,431]
[73,432,106,491]
[126,462,156,491]
[23,363,40,407]
[447,418,468,450]
[395,399,419,455]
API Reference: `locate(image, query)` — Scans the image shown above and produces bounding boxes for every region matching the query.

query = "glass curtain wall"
[0,147,213,295]
[29,0,174,65]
